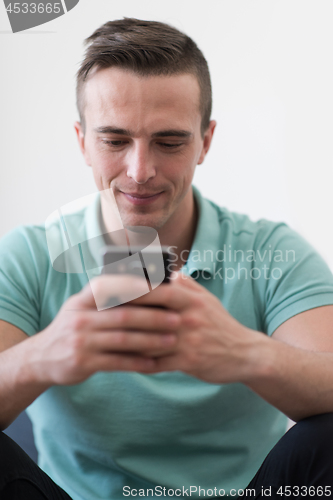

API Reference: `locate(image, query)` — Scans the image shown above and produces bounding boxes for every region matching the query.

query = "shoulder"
[204,195,292,245]
[0,224,48,261]
[0,202,89,271]
[199,193,320,266]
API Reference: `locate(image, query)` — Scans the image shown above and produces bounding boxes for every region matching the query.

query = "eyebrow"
[152,130,192,139]
[94,127,131,135]
[94,126,193,139]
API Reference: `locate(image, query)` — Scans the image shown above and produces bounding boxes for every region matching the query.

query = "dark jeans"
[1,413,333,499]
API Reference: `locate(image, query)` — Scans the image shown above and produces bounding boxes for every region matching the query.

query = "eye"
[102,140,127,147]
[158,142,183,149]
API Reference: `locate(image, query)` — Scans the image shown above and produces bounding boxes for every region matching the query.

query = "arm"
[0,275,179,431]
[0,320,50,430]
[245,305,333,422]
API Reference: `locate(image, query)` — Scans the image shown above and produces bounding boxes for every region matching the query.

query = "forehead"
[83,67,201,132]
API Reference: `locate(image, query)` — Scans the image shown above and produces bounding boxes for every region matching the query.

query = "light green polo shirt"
[1,185,333,500]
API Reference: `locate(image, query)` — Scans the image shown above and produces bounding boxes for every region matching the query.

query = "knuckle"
[113,307,130,325]
[69,314,87,332]
[183,313,201,329]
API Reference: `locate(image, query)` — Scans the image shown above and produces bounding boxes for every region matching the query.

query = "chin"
[120,212,166,231]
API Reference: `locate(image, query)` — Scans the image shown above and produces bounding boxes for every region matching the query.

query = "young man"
[1,18,333,500]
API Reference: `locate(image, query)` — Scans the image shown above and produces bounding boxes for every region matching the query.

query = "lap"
[245,413,333,499]
[2,413,333,500]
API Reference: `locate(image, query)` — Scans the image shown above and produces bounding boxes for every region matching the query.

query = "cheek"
[164,158,196,194]
[166,148,197,175]
[174,151,198,180]
[90,149,123,178]
[89,159,120,192]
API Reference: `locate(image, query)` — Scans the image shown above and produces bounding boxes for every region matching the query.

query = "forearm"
[0,338,51,430]
[244,333,333,422]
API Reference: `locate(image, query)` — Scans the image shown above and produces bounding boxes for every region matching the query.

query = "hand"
[131,272,264,384]
[26,274,181,386]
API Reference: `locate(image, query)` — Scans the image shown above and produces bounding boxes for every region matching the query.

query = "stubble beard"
[118,205,171,231]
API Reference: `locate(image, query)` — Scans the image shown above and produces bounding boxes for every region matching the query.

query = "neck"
[157,189,198,272]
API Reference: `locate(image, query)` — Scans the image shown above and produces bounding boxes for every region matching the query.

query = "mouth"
[119,190,164,206]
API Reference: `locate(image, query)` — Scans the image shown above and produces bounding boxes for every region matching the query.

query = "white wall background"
[0,1,332,268]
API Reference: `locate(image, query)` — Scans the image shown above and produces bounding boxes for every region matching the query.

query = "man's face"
[75,67,215,231]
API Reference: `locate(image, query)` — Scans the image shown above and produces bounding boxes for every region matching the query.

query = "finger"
[150,353,182,373]
[70,274,149,310]
[90,353,158,373]
[130,281,194,311]
[86,330,177,353]
[83,306,181,331]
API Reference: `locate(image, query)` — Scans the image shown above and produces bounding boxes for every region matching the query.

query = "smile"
[120,191,164,206]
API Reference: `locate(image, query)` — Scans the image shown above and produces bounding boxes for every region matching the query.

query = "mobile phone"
[102,245,172,286]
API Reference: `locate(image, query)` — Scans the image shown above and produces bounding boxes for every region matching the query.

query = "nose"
[126,142,156,184]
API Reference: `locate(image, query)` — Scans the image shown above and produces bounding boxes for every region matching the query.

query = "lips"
[120,190,164,205]
[123,192,162,198]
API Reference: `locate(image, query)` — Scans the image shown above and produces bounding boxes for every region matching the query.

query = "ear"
[197,120,217,165]
[74,121,92,166]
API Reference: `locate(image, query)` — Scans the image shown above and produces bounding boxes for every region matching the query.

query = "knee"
[0,431,27,471]
[292,413,333,442]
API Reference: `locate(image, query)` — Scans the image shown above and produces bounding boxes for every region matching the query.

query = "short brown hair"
[76,18,212,137]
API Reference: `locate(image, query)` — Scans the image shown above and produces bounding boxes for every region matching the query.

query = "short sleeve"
[255,222,333,336]
[0,226,48,335]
